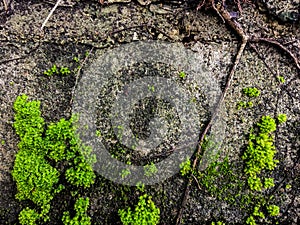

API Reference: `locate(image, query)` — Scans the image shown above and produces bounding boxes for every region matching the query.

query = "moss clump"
[179,158,192,177]
[143,162,158,177]
[118,194,160,225]
[277,114,287,124]
[44,64,71,76]
[266,204,280,216]
[62,197,91,225]
[12,94,95,224]
[242,116,279,191]
[242,87,260,98]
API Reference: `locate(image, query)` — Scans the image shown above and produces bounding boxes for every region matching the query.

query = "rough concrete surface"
[0,0,299,224]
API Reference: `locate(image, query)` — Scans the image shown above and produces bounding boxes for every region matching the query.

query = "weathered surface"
[0,0,299,224]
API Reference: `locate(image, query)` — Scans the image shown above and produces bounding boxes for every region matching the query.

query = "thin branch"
[175,2,249,224]
[41,0,63,30]
[251,37,300,72]
[3,0,8,11]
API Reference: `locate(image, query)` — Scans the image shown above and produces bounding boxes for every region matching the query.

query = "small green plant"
[285,184,292,189]
[277,114,287,124]
[144,162,158,177]
[44,64,58,76]
[263,178,275,189]
[121,169,131,178]
[237,101,253,110]
[1,140,5,145]
[59,66,71,75]
[118,194,160,225]
[148,85,155,92]
[242,87,260,98]
[179,158,192,176]
[136,182,145,192]
[252,205,265,218]
[246,215,256,225]
[73,56,80,63]
[62,197,91,225]
[277,76,285,83]
[44,64,71,76]
[266,205,280,216]
[211,222,226,225]
[179,71,186,79]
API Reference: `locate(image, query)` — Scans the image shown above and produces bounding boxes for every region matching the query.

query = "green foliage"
[65,155,96,188]
[44,64,71,76]
[44,64,58,76]
[267,205,280,216]
[242,87,260,98]
[264,178,275,189]
[211,222,226,225]
[13,94,45,139]
[60,66,71,75]
[179,71,186,79]
[237,101,253,110]
[242,116,278,191]
[44,118,76,161]
[242,115,283,224]
[196,157,240,202]
[121,169,131,178]
[148,85,155,92]
[12,94,95,224]
[277,76,285,83]
[118,194,160,225]
[277,114,287,124]
[19,207,40,225]
[247,176,263,191]
[143,162,158,177]
[179,158,192,176]
[252,205,265,218]
[62,197,91,225]
[12,95,61,223]
[246,215,256,225]
[285,184,292,189]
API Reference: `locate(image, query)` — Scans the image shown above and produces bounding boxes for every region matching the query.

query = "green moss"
[179,71,186,79]
[179,158,191,176]
[264,178,275,189]
[242,87,260,98]
[246,215,256,225]
[44,64,71,76]
[277,76,285,83]
[211,222,226,225]
[267,205,280,216]
[121,169,131,178]
[143,162,158,177]
[118,194,160,225]
[12,94,95,224]
[19,207,40,225]
[237,101,253,110]
[277,114,287,124]
[285,184,292,189]
[62,197,91,225]
[242,116,279,191]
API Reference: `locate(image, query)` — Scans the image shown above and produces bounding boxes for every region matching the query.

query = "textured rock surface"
[0,0,299,224]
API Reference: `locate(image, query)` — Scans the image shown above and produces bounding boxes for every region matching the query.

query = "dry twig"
[41,0,63,30]
[251,37,300,72]
[175,1,249,224]
[2,0,8,11]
